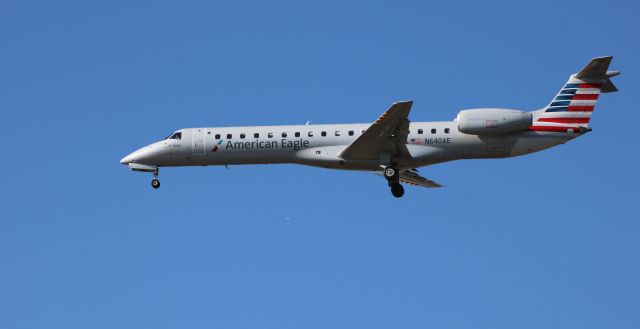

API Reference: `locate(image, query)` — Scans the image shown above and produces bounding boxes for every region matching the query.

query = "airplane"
[120,56,618,197]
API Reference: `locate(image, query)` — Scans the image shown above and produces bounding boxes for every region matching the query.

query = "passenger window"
[227,134,232,139]
[361,129,366,133]
[295,132,300,137]
[431,129,436,134]
[308,131,314,137]
[335,131,341,136]
[445,128,450,134]
[282,132,287,137]
[254,133,259,138]
[418,129,423,134]
[215,134,220,139]
[348,130,354,136]
[321,131,327,137]
[268,133,273,138]
[240,133,246,139]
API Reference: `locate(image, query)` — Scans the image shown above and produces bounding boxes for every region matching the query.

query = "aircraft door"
[192,129,205,155]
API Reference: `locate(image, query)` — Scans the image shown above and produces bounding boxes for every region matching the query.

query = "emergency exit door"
[192,129,205,155]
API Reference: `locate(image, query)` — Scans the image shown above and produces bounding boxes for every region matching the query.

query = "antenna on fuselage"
[306,121,311,125]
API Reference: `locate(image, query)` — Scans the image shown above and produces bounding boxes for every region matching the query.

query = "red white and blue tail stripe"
[530,56,618,133]
[530,82,601,132]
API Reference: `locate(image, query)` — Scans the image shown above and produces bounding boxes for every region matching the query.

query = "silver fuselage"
[120,121,580,171]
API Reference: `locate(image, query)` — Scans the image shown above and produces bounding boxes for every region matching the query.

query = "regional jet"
[121,56,618,197]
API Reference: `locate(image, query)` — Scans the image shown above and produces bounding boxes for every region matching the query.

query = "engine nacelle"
[456,108,532,135]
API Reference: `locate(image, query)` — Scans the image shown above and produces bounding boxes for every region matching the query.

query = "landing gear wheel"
[383,166,396,179]
[391,183,404,198]
[151,178,161,189]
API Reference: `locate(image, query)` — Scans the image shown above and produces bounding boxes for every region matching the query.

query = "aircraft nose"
[120,153,134,165]
[120,145,158,165]
[120,148,144,165]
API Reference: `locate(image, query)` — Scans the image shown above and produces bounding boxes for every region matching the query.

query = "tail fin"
[531,56,619,132]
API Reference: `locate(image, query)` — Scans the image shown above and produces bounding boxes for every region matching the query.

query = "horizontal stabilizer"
[601,78,618,93]
[576,56,613,79]
[574,56,619,93]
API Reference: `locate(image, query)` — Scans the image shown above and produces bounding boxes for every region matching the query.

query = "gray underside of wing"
[398,170,443,188]
[338,101,413,161]
[373,169,443,188]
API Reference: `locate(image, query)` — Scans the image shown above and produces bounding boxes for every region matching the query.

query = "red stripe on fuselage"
[528,126,581,132]
[537,117,590,124]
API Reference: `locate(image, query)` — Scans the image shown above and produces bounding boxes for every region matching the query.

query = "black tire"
[384,167,396,179]
[391,183,404,198]
[151,179,161,189]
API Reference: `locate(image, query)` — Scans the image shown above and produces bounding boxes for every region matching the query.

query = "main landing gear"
[151,170,160,189]
[390,183,404,198]
[383,166,404,198]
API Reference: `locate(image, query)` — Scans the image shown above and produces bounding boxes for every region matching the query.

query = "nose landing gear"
[384,166,404,198]
[151,170,160,189]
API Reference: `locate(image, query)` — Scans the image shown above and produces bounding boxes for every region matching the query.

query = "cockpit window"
[167,132,182,140]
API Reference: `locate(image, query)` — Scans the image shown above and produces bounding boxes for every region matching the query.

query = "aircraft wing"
[338,101,413,160]
[373,169,443,188]
[398,169,443,188]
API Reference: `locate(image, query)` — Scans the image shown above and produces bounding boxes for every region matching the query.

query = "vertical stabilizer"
[531,56,619,132]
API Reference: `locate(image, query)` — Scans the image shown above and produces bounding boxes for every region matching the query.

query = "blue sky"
[1,0,639,328]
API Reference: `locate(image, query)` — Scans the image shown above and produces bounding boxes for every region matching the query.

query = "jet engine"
[456,108,532,135]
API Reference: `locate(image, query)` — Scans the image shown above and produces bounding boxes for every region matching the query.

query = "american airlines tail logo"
[211,140,224,152]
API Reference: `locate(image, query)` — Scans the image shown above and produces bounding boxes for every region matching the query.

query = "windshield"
[165,132,182,140]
